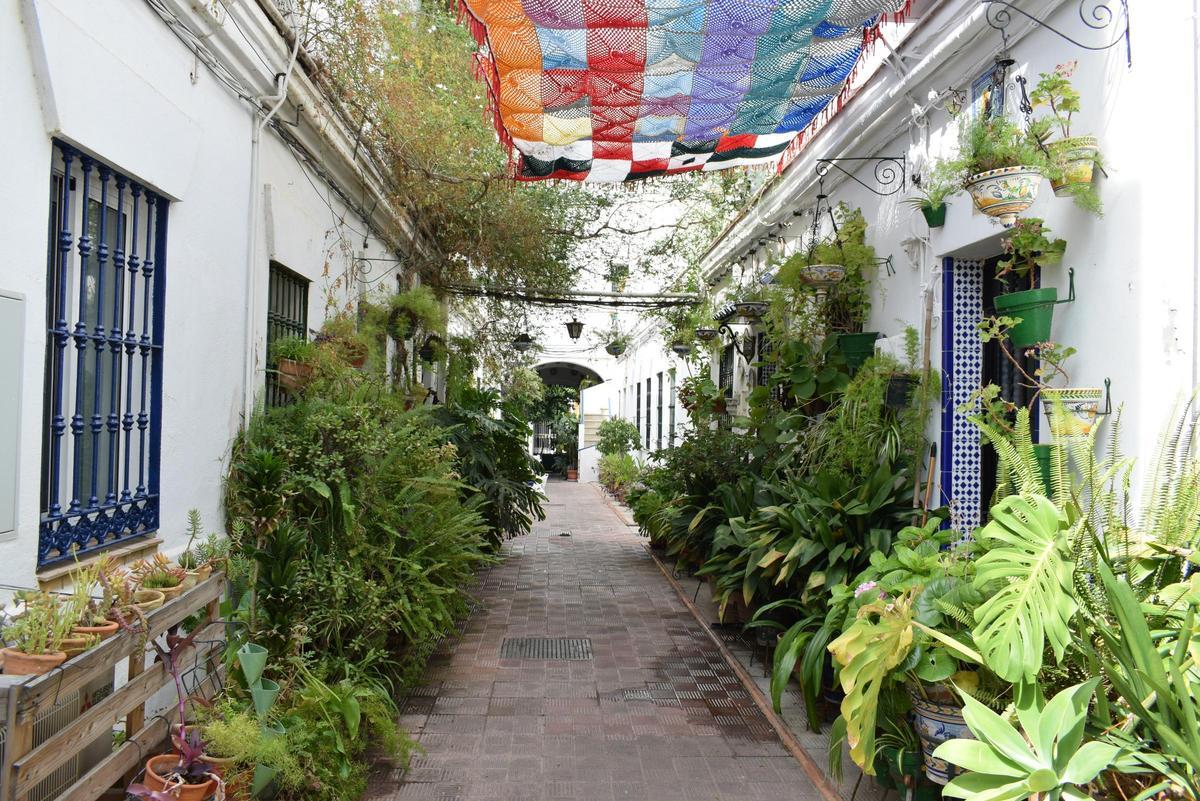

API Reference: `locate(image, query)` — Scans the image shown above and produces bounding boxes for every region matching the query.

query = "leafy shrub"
[598,452,639,494]
[597,418,641,456]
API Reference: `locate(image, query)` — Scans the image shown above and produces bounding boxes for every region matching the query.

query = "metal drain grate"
[500,637,594,660]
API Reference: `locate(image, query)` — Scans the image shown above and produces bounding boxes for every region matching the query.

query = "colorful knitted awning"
[458,0,908,182]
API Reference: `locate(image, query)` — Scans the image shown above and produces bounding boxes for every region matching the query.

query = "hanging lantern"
[565,318,584,340]
[512,333,534,353]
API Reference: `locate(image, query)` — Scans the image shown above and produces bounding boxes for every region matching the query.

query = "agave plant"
[934,679,1134,801]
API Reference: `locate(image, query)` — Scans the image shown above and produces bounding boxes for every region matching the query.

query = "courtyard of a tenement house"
[0,2,1197,801]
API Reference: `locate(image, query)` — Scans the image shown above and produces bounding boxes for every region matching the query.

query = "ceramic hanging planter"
[837,332,880,372]
[964,166,1042,225]
[1047,136,1100,196]
[1041,387,1104,437]
[670,341,692,356]
[797,264,846,287]
[732,301,768,320]
[993,287,1058,349]
[604,342,626,357]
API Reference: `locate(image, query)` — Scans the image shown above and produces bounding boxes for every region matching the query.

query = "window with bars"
[655,372,663,450]
[39,141,167,569]
[645,380,652,449]
[265,262,309,407]
[635,381,641,439]
[718,344,734,396]
[668,370,677,448]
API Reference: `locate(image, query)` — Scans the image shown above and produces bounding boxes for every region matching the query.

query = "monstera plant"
[970,493,1077,684]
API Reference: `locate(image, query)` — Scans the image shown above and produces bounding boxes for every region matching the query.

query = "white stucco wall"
[0,0,408,589]
[698,0,1198,509]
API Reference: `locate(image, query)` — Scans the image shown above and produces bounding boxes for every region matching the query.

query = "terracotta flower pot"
[1048,136,1099,196]
[2,648,67,676]
[276,359,312,393]
[964,166,1042,226]
[143,754,218,801]
[73,619,119,641]
[60,636,94,659]
[134,589,166,611]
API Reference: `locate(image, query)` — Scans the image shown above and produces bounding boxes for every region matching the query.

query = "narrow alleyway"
[367,481,826,801]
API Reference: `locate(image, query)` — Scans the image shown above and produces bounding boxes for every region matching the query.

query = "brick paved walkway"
[368,480,823,801]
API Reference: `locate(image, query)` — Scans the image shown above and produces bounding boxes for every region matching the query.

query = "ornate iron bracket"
[982,0,1131,67]
[717,323,757,362]
[815,156,907,196]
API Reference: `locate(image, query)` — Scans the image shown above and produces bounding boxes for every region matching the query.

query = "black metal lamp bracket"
[982,0,1131,67]
[718,324,757,361]
[815,156,906,197]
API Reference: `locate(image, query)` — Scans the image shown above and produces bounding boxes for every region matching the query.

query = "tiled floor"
[366,480,825,801]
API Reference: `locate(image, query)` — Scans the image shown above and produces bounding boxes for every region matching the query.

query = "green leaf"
[1062,741,1121,785]
[933,740,1027,778]
[972,494,1077,682]
[957,689,1040,770]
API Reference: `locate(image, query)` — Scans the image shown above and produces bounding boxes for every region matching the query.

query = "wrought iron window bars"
[40,140,168,568]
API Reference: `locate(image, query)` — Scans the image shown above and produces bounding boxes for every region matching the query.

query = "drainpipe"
[242,24,302,426]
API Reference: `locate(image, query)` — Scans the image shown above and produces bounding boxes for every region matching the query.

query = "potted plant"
[1029,60,1103,214]
[992,218,1066,349]
[604,331,630,357]
[731,285,769,321]
[387,285,444,341]
[268,337,314,393]
[902,165,956,228]
[136,743,219,801]
[885,326,922,409]
[132,553,187,601]
[2,592,78,674]
[70,560,120,642]
[317,315,370,368]
[670,339,693,357]
[941,113,1048,226]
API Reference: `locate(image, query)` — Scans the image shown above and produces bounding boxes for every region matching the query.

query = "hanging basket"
[733,301,769,320]
[993,287,1058,349]
[1048,136,1100,196]
[964,166,1042,225]
[670,341,693,356]
[605,342,626,356]
[798,264,846,287]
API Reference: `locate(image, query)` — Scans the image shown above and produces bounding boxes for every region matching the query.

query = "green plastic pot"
[921,203,947,228]
[1034,444,1057,495]
[993,287,1057,349]
[251,678,281,719]
[237,643,269,687]
[838,332,880,372]
[252,765,278,797]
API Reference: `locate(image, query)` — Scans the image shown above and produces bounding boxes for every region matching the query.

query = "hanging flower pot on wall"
[797,264,846,286]
[605,342,626,356]
[276,359,312,393]
[920,203,947,228]
[837,332,880,372]
[1041,387,1104,437]
[1047,136,1099,196]
[885,374,918,409]
[964,166,1042,226]
[733,300,768,320]
[670,341,693,357]
[993,287,1057,349]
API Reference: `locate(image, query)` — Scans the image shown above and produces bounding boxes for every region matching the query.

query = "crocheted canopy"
[458,0,908,182]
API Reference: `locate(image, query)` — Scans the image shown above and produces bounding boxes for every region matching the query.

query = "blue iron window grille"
[265,262,309,408]
[655,372,663,450]
[39,140,167,569]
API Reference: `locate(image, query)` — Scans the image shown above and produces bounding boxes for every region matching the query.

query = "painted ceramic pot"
[733,301,769,320]
[1048,136,1099,196]
[798,264,846,287]
[605,343,626,357]
[911,691,972,785]
[964,166,1042,226]
[1041,387,1104,437]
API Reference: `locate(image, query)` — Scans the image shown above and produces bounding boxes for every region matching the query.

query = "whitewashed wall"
[0,0,406,590]
[699,0,1198,506]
